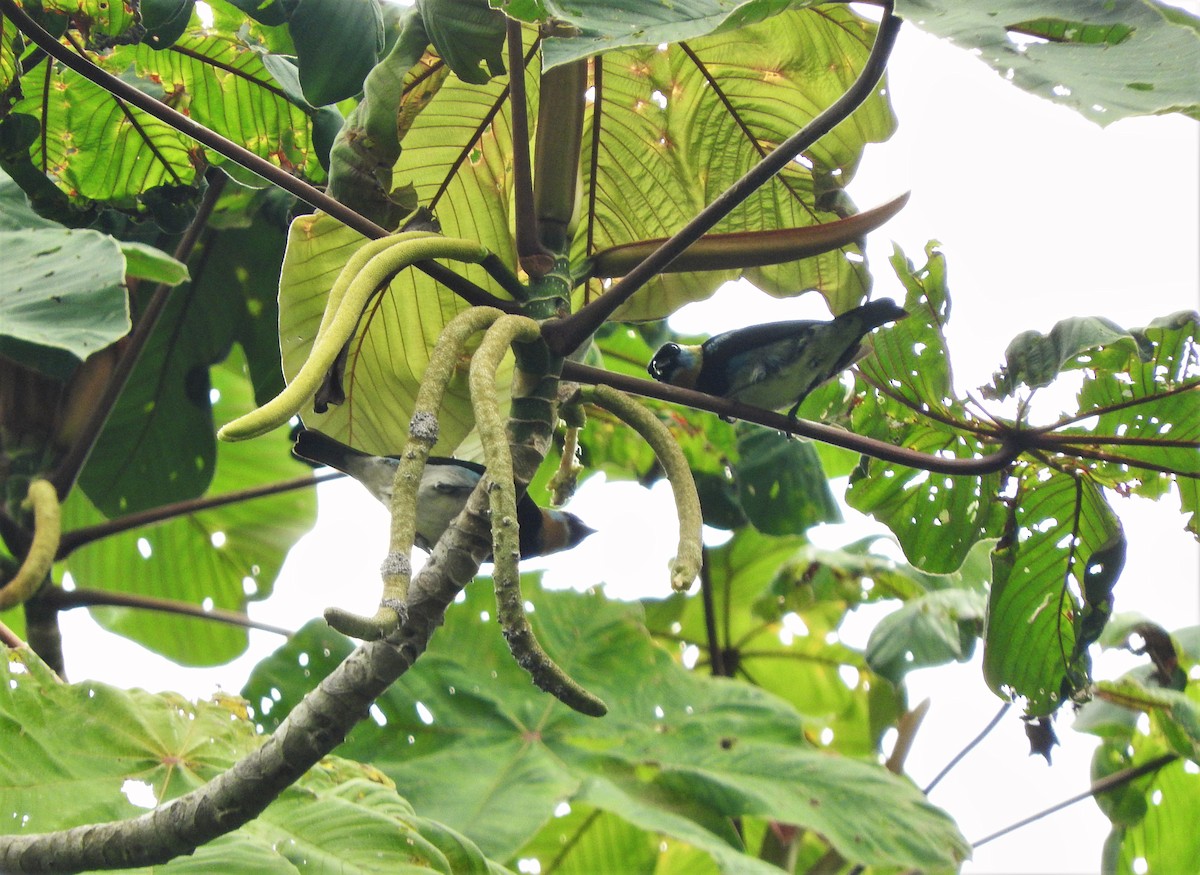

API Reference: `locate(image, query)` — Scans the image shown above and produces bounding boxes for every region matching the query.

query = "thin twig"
[57,472,342,559]
[971,752,1178,849]
[698,549,727,676]
[40,586,293,637]
[924,703,1010,794]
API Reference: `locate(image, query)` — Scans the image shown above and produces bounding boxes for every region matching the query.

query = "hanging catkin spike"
[470,316,607,717]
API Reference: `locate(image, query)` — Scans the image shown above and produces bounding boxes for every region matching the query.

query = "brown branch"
[1049,444,1200,480]
[39,586,293,637]
[507,19,551,276]
[0,618,25,650]
[56,472,341,559]
[562,360,1022,476]
[1032,379,1200,433]
[541,2,902,357]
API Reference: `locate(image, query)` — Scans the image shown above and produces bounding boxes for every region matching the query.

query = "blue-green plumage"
[647,299,907,417]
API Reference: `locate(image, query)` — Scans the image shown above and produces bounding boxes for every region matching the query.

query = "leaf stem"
[507,19,552,276]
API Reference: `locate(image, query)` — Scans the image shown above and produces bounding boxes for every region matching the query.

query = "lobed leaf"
[0,650,508,873]
[577,6,895,322]
[244,581,969,870]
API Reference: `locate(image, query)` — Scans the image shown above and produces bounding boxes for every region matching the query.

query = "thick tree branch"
[541,2,903,356]
[0,332,561,874]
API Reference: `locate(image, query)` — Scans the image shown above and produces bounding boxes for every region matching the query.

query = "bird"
[646,298,908,419]
[292,428,595,558]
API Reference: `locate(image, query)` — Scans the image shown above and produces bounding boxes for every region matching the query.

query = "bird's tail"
[292,428,370,473]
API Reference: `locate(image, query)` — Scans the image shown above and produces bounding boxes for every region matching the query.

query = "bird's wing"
[702,320,819,395]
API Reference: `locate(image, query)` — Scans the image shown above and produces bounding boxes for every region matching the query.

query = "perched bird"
[292,429,595,558]
[647,298,908,418]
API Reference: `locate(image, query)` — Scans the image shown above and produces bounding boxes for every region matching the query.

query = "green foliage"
[894,0,1200,125]
[1077,625,1200,873]
[244,582,970,871]
[0,0,1196,871]
[55,353,316,665]
[0,649,510,873]
[0,228,132,378]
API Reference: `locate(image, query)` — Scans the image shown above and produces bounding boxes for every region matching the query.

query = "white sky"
[55,13,1199,875]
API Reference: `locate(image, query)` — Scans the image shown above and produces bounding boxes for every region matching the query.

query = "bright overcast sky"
[57,11,1199,875]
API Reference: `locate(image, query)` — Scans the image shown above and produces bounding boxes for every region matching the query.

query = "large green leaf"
[983,470,1122,717]
[733,425,841,536]
[502,0,814,71]
[577,5,895,321]
[0,650,510,874]
[289,0,384,106]
[866,587,987,685]
[895,0,1200,125]
[61,350,316,666]
[1,2,321,210]
[0,228,130,378]
[1078,627,1200,873]
[845,244,1008,573]
[1072,311,1200,521]
[276,213,515,458]
[644,529,934,754]
[77,212,288,516]
[988,315,1153,399]
[243,582,969,870]
[418,0,507,85]
[5,65,198,203]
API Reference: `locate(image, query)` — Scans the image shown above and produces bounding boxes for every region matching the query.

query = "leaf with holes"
[894,0,1200,125]
[984,470,1122,717]
[0,228,130,379]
